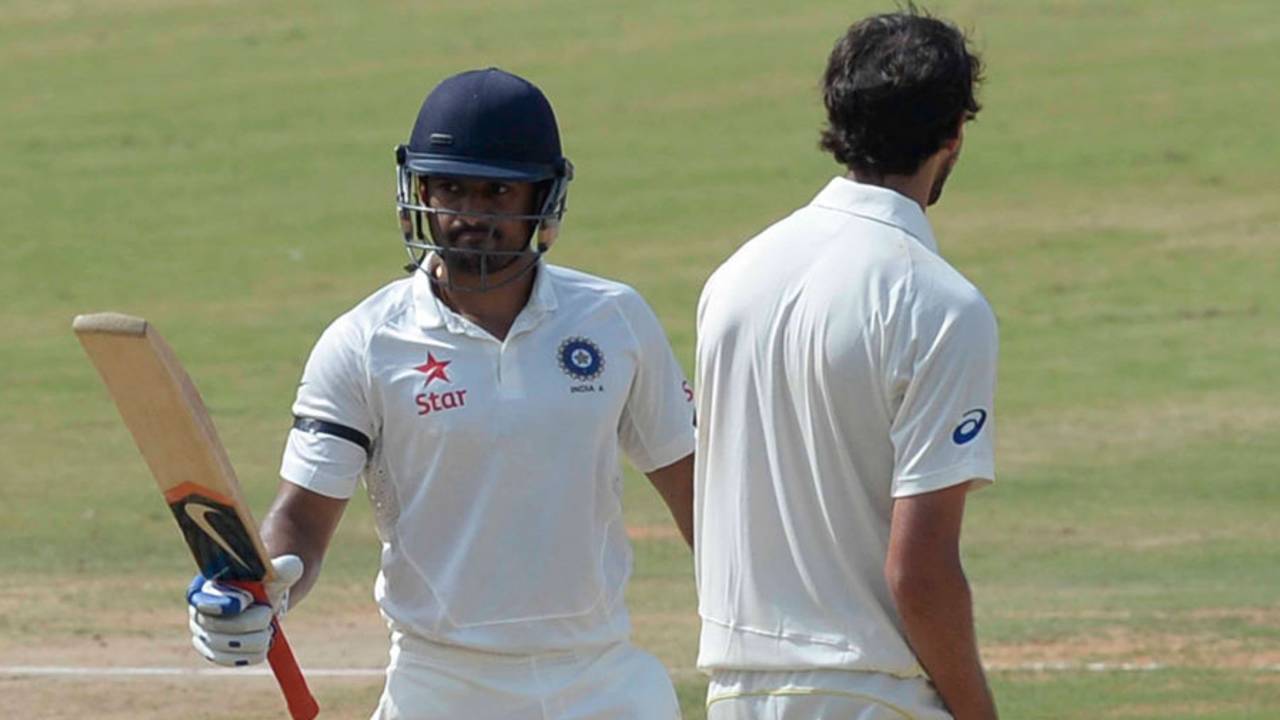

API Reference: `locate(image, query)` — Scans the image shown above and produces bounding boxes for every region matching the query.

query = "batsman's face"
[422,176,536,274]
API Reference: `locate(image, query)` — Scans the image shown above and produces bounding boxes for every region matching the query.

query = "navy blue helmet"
[395,68,574,285]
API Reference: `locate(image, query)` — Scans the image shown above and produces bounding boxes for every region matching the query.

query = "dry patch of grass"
[984,611,1280,671]
[1,676,382,720]
[949,188,1277,253]
[1106,700,1256,719]
[997,390,1280,478]
[1000,607,1280,626]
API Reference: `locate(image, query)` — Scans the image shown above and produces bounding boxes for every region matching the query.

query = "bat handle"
[268,618,321,720]
[230,580,320,720]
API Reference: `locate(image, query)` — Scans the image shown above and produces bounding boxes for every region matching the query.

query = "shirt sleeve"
[279,314,376,500]
[887,268,998,498]
[616,292,697,474]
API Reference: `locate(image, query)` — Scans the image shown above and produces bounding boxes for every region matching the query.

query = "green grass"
[3,0,1279,717]
[993,669,1280,720]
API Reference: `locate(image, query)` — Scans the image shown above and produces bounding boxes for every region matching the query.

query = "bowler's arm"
[886,481,997,720]
[645,452,694,550]
[261,481,348,608]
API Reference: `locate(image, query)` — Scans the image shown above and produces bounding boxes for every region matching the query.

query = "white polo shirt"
[280,263,695,654]
[694,177,997,677]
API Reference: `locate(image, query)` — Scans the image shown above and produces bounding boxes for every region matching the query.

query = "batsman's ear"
[537,223,559,252]
[945,120,965,152]
[533,158,572,252]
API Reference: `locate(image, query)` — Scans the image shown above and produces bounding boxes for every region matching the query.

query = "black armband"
[292,416,372,454]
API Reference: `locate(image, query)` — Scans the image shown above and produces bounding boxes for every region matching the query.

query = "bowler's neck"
[846,169,931,212]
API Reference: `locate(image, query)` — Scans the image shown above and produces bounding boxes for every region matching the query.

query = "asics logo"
[184,503,252,571]
[952,409,988,445]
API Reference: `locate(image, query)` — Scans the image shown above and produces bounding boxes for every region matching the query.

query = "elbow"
[885,557,969,614]
[885,564,925,610]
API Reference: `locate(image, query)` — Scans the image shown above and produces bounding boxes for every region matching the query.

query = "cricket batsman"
[184,67,695,719]
[693,9,999,719]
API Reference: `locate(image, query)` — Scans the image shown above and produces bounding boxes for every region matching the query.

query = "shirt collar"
[809,176,939,254]
[412,262,559,335]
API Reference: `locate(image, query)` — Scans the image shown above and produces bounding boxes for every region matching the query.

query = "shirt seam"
[881,232,917,421]
[361,291,418,443]
[610,293,658,465]
[700,615,867,652]
[705,688,917,719]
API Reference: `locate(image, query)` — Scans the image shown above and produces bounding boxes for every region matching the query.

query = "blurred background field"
[2,1,1278,718]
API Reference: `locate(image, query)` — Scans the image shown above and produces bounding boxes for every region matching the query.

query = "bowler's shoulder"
[900,245,997,342]
[907,245,991,311]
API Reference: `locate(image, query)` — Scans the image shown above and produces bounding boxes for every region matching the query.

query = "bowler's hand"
[185,555,304,667]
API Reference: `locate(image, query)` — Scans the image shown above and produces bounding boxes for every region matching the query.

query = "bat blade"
[74,312,319,720]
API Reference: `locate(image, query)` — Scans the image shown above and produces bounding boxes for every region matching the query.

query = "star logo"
[414,352,451,387]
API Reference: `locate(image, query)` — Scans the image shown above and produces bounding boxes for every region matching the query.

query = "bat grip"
[268,617,320,720]
[229,580,320,720]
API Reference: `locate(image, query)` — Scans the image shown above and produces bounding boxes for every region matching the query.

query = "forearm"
[261,508,324,607]
[893,567,997,720]
[645,453,695,550]
[662,490,694,550]
[259,481,347,608]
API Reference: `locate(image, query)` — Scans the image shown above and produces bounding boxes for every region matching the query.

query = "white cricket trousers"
[706,669,952,720]
[371,631,681,720]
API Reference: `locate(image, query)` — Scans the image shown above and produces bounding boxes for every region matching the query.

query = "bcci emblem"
[558,337,605,381]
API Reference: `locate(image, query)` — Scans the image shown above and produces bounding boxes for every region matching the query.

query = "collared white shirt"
[694,177,997,677]
[280,264,695,654]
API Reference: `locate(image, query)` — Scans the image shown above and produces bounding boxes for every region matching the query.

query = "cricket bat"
[73,312,320,720]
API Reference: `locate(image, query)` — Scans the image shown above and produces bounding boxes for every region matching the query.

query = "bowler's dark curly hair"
[820,8,983,176]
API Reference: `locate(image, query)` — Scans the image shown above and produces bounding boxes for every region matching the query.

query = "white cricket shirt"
[694,177,997,677]
[280,264,695,654]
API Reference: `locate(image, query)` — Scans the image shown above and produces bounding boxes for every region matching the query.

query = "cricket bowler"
[694,10,999,719]
[184,67,695,719]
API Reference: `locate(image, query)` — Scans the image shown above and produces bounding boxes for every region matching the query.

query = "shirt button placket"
[497,341,524,399]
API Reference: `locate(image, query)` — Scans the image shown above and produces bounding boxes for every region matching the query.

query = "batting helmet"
[394,68,574,285]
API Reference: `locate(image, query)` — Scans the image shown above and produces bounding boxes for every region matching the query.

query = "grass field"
[3,0,1279,718]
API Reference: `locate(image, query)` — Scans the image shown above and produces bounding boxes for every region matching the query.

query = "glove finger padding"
[188,605,275,667]
[191,603,275,634]
[190,636,271,667]
[188,606,274,653]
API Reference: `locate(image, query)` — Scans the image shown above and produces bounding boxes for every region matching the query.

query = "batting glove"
[186,554,304,667]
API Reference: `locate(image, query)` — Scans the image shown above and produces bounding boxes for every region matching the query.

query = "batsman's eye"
[426,179,463,199]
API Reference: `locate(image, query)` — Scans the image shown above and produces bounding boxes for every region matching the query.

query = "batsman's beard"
[420,224,543,293]
[436,224,525,275]
[424,249,541,293]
